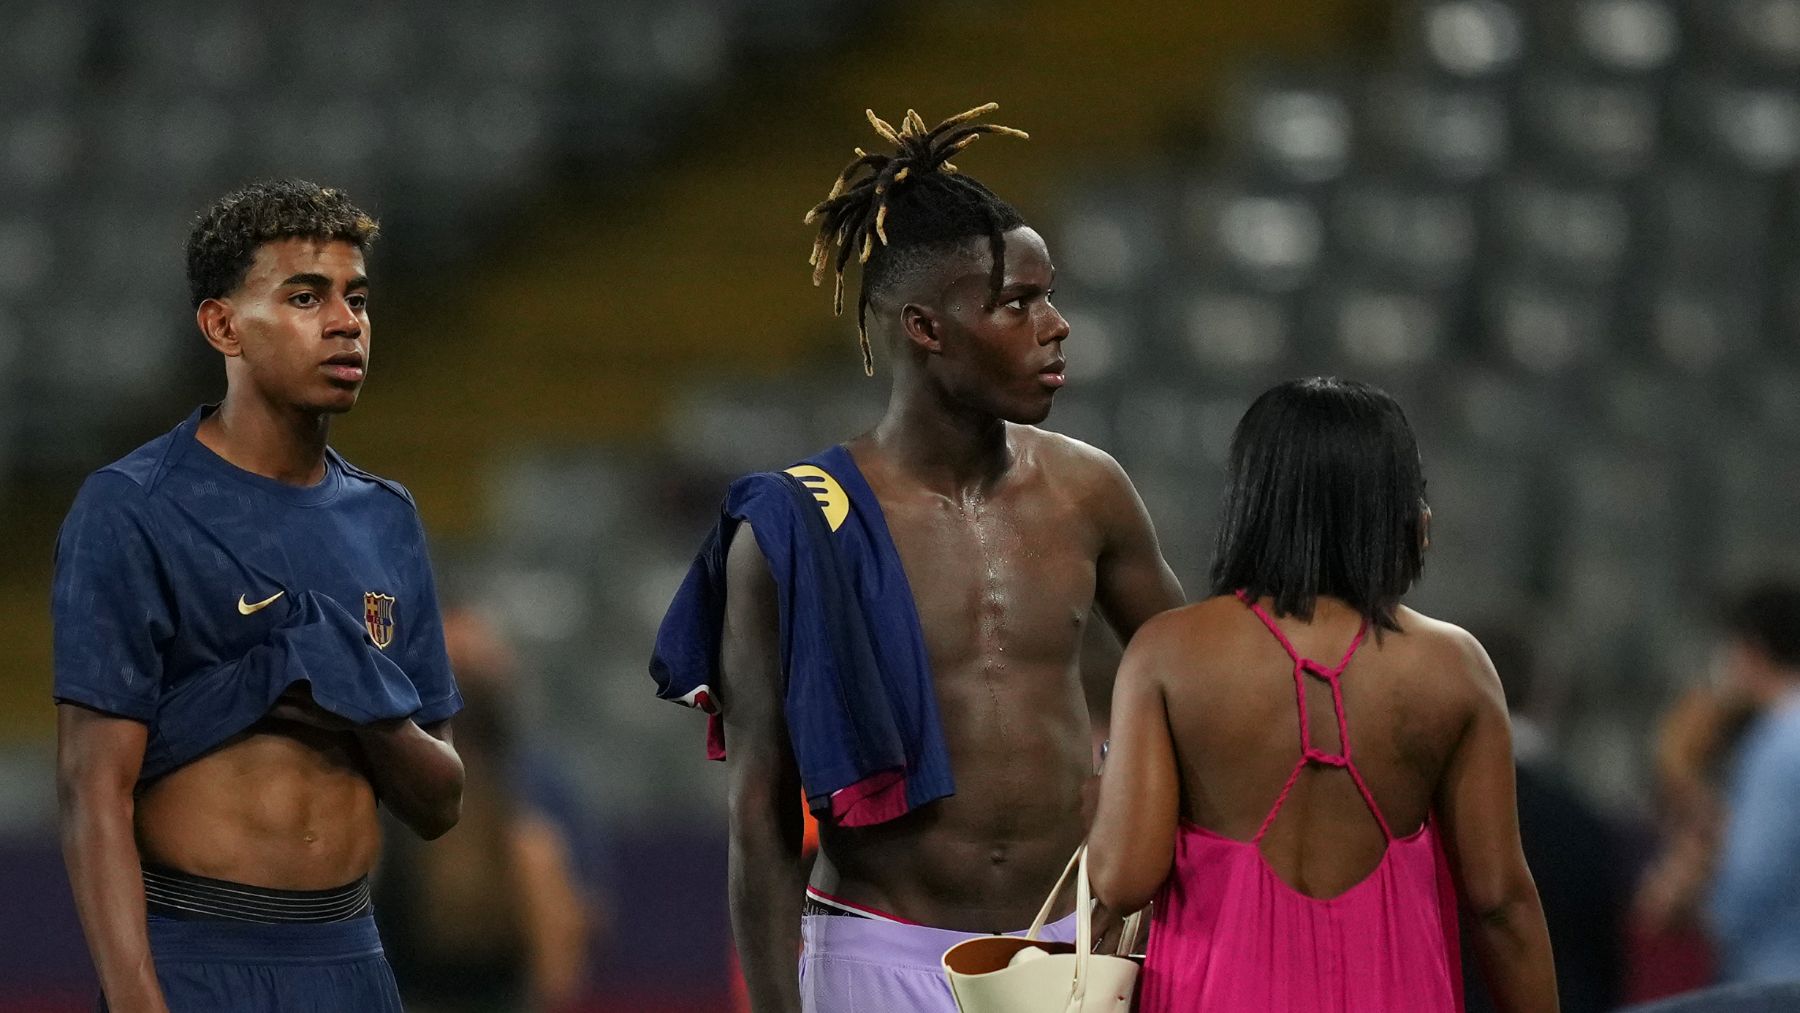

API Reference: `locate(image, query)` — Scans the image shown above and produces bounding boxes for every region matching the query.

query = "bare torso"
[135,720,379,890]
[809,426,1113,931]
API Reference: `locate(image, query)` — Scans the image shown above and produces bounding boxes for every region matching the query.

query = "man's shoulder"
[64,426,195,535]
[1017,424,1116,468]
[328,450,419,513]
[1015,425,1130,493]
[88,421,194,498]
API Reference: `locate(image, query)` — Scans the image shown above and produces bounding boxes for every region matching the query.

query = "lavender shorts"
[798,911,1079,1013]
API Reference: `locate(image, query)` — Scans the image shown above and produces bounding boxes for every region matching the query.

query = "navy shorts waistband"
[146,912,384,965]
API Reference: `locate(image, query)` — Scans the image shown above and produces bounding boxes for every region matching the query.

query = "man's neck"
[197,395,332,486]
[871,381,1013,499]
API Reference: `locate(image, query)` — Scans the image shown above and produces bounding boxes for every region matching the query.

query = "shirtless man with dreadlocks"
[658,104,1185,1012]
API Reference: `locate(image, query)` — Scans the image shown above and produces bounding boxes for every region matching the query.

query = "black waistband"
[803,895,870,919]
[143,864,371,924]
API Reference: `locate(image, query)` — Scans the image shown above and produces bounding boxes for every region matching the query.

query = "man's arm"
[267,682,464,840]
[1437,630,1559,1013]
[379,507,466,842]
[355,718,463,840]
[1087,450,1186,735]
[722,523,807,1013]
[55,704,169,1013]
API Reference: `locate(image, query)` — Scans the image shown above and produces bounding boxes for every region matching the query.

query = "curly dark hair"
[185,179,380,307]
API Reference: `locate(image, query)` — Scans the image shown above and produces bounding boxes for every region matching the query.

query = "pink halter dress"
[1137,595,1462,1012]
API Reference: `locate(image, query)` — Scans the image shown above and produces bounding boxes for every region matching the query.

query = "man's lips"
[322,351,365,383]
[1039,359,1067,388]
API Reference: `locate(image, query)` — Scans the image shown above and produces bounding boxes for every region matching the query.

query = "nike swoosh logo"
[238,591,285,615]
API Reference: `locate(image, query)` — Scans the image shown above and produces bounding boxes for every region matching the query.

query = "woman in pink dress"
[1089,378,1558,1012]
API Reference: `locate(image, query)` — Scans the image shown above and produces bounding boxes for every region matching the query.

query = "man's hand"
[354,719,463,840]
[1091,898,1131,955]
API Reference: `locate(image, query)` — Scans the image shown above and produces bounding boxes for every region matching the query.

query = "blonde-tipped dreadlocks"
[806,103,1030,375]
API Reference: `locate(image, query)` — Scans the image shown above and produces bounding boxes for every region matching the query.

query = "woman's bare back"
[1162,594,1484,900]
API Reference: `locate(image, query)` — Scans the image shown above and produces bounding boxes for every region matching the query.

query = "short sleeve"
[397,507,461,725]
[51,472,172,721]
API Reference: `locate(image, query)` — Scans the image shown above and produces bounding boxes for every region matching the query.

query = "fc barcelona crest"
[363,592,396,650]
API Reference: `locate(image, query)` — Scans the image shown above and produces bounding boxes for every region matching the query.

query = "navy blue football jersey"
[52,406,462,782]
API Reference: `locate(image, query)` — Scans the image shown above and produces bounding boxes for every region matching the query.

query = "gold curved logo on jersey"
[784,465,850,532]
[237,591,285,615]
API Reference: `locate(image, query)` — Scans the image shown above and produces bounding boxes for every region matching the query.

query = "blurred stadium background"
[2,0,1797,1008]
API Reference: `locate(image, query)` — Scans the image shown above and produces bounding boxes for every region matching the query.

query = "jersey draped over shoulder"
[650,444,954,828]
[51,407,462,783]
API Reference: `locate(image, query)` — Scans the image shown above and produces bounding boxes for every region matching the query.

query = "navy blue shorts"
[99,913,402,1012]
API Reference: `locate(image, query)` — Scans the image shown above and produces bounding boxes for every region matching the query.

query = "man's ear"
[901,303,943,355]
[196,298,242,358]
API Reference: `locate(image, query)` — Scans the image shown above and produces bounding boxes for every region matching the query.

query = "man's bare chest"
[879,494,1100,663]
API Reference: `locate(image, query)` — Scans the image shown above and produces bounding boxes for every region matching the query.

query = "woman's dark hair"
[1209,377,1427,632]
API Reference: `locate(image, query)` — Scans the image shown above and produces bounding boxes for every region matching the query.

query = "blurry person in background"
[1463,624,1625,1013]
[1088,378,1557,1013]
[1627,681,1758,999]
[1702,581,1800,983]
[52,180,464,1012]
[651,103,1184,1013]
[378,605,597,1012]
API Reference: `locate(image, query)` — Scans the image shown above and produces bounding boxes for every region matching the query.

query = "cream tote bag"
[941,845,1143,1013]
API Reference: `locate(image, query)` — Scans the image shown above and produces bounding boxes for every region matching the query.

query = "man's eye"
[348,296,368,311]
[290,292,318,307]
[1004,296,1027,311]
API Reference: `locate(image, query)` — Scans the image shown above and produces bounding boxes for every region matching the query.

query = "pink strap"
[1237,592,1391,843]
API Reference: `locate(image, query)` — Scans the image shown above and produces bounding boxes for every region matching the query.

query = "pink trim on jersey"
[706,714,726,761]
[828,769,909,827]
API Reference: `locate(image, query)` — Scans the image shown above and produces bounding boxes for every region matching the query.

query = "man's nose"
[324,297,361,338]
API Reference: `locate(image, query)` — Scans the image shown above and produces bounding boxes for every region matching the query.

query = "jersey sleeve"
[51,472,172,721]
[399,507,462,725]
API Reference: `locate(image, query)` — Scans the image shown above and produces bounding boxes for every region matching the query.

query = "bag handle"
[1070,846,1097,1003]
[1068,849,1148,1008]
[1115,907,1144,958]
[1029,844,1148,1010]
[1027,843,1146,955]
[1025,845,1084,940]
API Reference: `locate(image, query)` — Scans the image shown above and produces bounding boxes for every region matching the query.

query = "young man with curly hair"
[53,179,465,1012]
